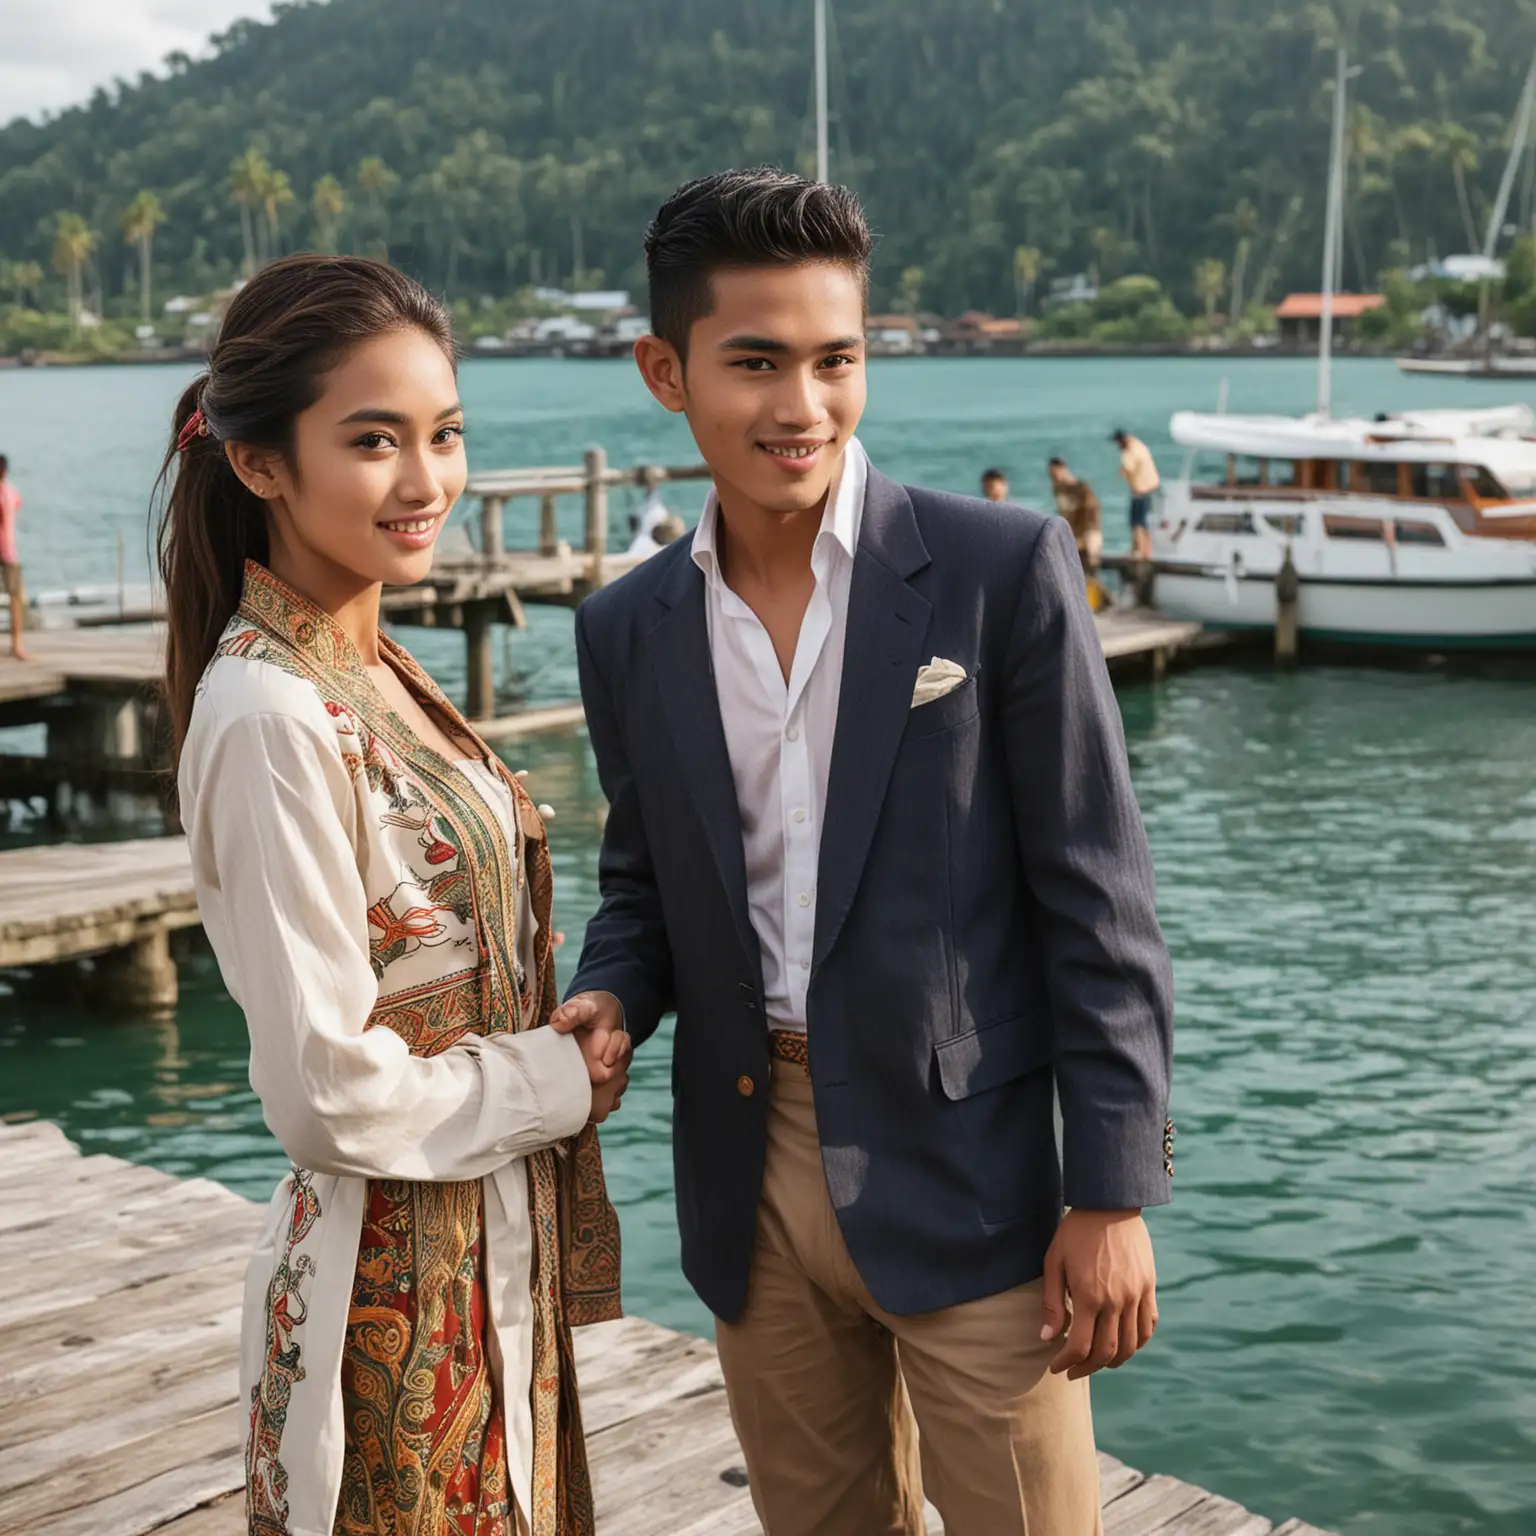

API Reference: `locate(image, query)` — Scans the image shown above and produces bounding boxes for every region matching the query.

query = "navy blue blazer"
[569,466,1174,1322]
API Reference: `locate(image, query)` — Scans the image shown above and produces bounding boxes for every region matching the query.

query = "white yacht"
[1150,409,1536,649]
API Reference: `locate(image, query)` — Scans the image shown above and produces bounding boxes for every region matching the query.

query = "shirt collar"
[693,437,867,586]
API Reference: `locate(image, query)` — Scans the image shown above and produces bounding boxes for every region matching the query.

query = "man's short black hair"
[981,468,1007,483]
[0,455,8,477]
[1111,429,1128,445]
[645,166,873,359]
[1047,456,1066,468]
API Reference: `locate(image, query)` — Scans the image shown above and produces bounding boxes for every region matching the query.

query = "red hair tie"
[177,408,210,453]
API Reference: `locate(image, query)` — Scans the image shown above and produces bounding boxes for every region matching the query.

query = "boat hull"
[1152,570,1536,649]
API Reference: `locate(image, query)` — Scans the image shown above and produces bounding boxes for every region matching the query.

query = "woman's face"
[235,326,467,597]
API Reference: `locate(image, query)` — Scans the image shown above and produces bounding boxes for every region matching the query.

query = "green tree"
[120,190,166,324]
[355,155,399,260]
[51,212,95,336]
[1193,258,1227,326]
[896,265,925,315]
[259,166,295,262]
[1435,122,1483,253]
[3,260,43,307]
[311,174,348,253]
[1227,200,1259,324]
[1012,245,1042,316]
[229,147,270,275]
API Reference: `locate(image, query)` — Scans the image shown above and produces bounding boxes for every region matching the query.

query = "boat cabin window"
[1341,461,1402,496]
[1464,463,1510,500]
[1228,455,1265,487]
[1323,514,1386,541]
[1393,519,1445,547]
[1263,512,1306,536]
[1407,462,1462,502]
[1267,458,1302,489]
[1194,511,1259,535]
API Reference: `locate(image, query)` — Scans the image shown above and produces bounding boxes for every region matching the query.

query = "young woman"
[160,254,628,1536]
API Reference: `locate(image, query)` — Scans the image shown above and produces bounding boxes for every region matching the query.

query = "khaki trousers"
[715,1058,1103,1536]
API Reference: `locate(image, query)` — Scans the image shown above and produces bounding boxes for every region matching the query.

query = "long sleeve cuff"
[494,1028,592,1149]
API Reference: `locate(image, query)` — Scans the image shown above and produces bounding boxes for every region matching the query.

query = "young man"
[1049,454,1103,576]
[557,168,1174,1536]
[1112,428,1159,560]
[0,456,28,662]
[980,466,1009,502]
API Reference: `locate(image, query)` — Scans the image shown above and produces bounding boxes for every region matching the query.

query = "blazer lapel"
[647,546,762,978]
[814,470,932,970]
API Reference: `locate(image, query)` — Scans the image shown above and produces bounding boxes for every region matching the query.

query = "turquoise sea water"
[1,357,1534,1533]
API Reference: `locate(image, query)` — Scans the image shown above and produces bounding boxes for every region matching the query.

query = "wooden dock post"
[539,492,560,556]
[584,446,609,589]
[1275,544,1300,663]
[93,925,178,1013]
[464,602,496,720]
[480,494,506,562]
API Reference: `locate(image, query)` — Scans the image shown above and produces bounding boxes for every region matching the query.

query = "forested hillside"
[1,0,1534,320]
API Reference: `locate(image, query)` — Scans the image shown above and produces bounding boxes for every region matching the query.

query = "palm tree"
[1227,198,1259,325]
[1436,122,1482,252]
[7,260,44,308]
[1193,258,1227,326]
[1012,245,1042,317]
[259,167,295,262]
[355,155,399,260]
[121,190,167,324]
[311,174,347,254]
[52,213,95,336]
[897,265,925,316]
[229,147,271,275]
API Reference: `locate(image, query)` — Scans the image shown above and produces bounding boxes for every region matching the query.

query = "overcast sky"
[1,0,277,125]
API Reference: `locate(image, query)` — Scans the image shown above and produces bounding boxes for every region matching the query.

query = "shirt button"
[797,892,811,908]
[736,1075,756,1097]
[800,959,810,971]
[786,725,800,742]
[793,809,807,824]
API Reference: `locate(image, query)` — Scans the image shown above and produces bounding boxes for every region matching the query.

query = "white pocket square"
[911,657,969,709]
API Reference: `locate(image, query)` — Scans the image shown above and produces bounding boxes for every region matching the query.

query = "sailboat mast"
[1318,47,1348,419]
[1483,51,1536,261]
[815,0,830,183]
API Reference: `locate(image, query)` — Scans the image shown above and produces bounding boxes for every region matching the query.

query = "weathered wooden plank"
[0,1331,238,1451]
[0,1120,74,1150]
[20,1452,245,1536]
[0,1403,242,1534]
[1104,1473,1212,1535]
[0,1177,243,1259]
[0,1364,239,1497]
[139,1493,244,1536]
[573,1316,724,1435]
[1271,1522,1339,1536]
[0,1211,256,1329]
[0,1294,242,1409]
[1101,1452,1148,1503]
[1162,1492,1273,1535]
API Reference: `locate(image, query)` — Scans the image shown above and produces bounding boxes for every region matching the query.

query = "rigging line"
[827,0,856,186]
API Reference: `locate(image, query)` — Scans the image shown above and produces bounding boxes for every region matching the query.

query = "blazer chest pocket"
[934,1012,1049,1100]
[903,672,980,742]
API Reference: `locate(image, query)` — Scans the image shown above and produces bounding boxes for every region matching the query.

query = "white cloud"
[0,0,277,125]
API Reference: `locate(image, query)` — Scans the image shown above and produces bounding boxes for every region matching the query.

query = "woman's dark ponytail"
[155,373,269,760]
[153,254,454,761]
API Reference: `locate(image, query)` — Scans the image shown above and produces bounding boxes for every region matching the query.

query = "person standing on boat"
[1048,455,1103,577]
[0,455,29,662]
[558,168,1174,1536]
[1112,428,1159,561]
[163,254,626,1536]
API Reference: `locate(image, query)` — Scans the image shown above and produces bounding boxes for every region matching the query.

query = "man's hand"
[551,991,631,1124]
[1040,1209,1157,1380]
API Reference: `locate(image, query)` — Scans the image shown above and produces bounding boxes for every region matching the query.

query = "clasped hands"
[550,990,631,1125]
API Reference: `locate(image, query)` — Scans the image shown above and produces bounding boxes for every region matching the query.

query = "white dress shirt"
[691,437,868,1031]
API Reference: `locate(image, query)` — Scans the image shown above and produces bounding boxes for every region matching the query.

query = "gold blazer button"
[736,1075,756,1098]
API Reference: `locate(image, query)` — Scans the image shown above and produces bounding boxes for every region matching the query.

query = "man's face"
[636,262,867,517]
[984,477,1009,502]
[1048,463,1070,486]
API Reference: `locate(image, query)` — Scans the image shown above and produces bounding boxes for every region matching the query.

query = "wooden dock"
[0,1119,1336,1536]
